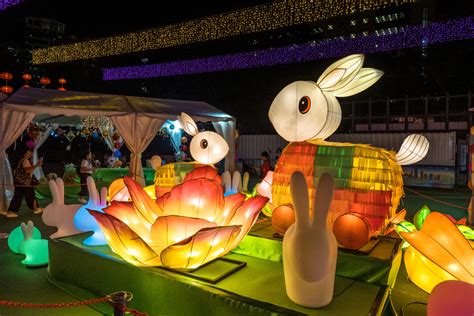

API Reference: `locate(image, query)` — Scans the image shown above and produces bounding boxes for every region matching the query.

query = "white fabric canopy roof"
[1,88,235,211]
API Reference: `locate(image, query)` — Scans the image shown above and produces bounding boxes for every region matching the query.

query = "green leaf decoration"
[413,205,431,230]
[457,225,474,241]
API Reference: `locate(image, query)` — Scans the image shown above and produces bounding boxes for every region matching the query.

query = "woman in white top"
[78,152,95,203]
[6,149,43,218]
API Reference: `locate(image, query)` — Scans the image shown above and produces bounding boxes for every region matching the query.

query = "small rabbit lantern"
[222,170,249,196]
[177,112,229,165]
[283,172,337,308]
[73,177,108,246]
[43,178,82,238]
[8,221,49,267]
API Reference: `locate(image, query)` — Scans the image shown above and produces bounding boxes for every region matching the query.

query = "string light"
[81,116,114,131]
[0,0,23,11]
[33,0,415,64]
[102,17,474,80]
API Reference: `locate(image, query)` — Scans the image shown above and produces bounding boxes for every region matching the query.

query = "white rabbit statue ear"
[316,54,364,92]
[222,171,231,193]
[55,178,65,205]
[100,187,108,207]
[290,171,311,229]
[313,173,335,225]
[242,172,249,192]
[178,112,199,136]
[331,68,383,97]
[48,180,61,205]
[232,171,242,192]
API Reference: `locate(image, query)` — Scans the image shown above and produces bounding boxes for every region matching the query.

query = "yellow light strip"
[33,0,415,64]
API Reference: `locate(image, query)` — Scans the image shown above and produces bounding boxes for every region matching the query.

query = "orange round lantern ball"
[0,72,13,80]
[22,73,32,81]
[333,213,370,250]
[58,87,66,91]
[1,86,13,94]
[271,204,295,236]
[40,77,51,85]
[58,78,67,84]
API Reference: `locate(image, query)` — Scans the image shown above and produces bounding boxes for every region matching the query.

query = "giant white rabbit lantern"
[265,54,429,249]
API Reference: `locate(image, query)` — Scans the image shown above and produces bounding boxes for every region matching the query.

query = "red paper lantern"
[58,87,66,91]
[22,74,32,81]
[271,204,295,235]
[58,78,67,84]
[114,142,121,149]
[332,213,370,250]
[0,72,13,80]
[0,86,13,94]
[40,77,51,85]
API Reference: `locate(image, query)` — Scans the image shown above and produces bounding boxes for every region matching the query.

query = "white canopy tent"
[0,87,235,211]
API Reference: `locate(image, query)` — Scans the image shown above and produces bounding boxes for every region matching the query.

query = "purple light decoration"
[0,0,23,11]
[104,17,474,80]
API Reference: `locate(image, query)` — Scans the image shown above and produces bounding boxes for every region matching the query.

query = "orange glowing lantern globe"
[22,73,32,81]
[58,78,67,84]
[0,86,13,94]
[400,212,474,293]
[271,205,295,236]
[89,166,268,270]
[0,72,13,80]
[333,213,370,250]
[40,77,51,85]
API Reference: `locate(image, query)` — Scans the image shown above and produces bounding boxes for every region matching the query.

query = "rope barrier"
[404,187,468,210]
[0,292,149,316]
[0,296,109,308]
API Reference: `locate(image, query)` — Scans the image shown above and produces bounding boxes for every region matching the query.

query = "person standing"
[6,149,43,218]
[260,151,272,180]
[78,152,95,204]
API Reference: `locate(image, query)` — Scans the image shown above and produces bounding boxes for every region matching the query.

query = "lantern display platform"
[233,220,402,287]
[49,233,392,315]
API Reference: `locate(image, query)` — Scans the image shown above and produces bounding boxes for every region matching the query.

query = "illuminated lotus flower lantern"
[89,166,268,270]
[399,212,474,293]
[265,54,430,249]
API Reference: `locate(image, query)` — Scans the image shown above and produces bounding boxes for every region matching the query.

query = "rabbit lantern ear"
[316,54,383,97]
[178,112,199,136]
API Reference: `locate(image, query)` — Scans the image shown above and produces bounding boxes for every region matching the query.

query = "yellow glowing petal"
[150,215,216,249]
[401,212,474,283]
[124,176,162,222]
[160,226,241,270]
[216,193,246,226]
[108,178,130,202]
[103,202,152,241]
[88,210,161,267]
[226,195,269,249]
[404,246,457,293]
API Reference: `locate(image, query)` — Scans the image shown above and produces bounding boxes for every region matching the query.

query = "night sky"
[1,0,473,134]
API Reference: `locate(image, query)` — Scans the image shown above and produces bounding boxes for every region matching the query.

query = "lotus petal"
[401,212,474,283]
[183,166,221,183]
[103,202,152,242]
[88,210,161,267]
[160,225,241,270]
[216,193,246,226]
[226,195,269,249]
[124,176,162,223]
[157,178,224,222]
[150,215,216,249]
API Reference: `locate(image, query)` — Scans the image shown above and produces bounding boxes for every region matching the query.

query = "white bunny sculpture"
[222,170,249,196]
[177,112,229,165]
[73,177,108,246]
[42,178,82,238]
[283,172,337,308]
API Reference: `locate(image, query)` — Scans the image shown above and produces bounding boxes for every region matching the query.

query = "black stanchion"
[110,291,132,316]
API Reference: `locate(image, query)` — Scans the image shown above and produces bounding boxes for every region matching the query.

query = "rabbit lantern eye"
[298,96,311,114]
[269,81,334,142]
[190,131,229,165]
